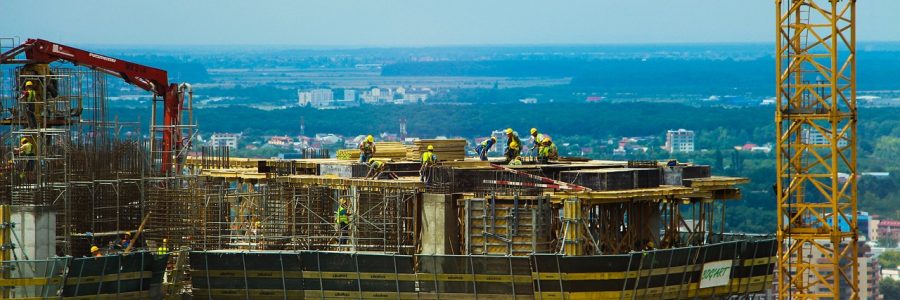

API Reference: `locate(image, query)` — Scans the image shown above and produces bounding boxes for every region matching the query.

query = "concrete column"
[420,193,458,255]
[11,205,56,260]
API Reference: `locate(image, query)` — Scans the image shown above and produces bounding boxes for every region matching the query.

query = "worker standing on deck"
[475,137,496,161]
[14,137,35,182]
[18,81,38,128]
[335,199,351,245]
[537,138,558,163]
[529,128,545,155]
[420,145,437,182]
[504,128,521,163]
[90,246,102,257]
[359,135,377,163]
[366,158,386,179]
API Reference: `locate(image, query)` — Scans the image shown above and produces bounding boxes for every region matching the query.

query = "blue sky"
[3,0,899,46]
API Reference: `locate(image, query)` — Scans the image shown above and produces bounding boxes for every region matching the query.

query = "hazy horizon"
[3,0,900,46]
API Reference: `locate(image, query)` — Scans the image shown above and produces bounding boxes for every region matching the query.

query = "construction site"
[0,0,863,299]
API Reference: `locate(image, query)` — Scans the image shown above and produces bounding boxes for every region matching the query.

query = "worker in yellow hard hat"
[420,145,437,182]
[475,136,497,161]
[537,137,558,163]
[529,128,545,155]
[90,245,102,257]
[358,135,377,163]
[18,81,38,128]
[14,137,35,182]
[366,158,386,179]
[335,198,352,245]
[504,128,521,163]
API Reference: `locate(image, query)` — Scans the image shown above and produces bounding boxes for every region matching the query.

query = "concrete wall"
[420,193,459,255]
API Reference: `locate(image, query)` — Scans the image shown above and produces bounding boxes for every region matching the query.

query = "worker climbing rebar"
[18,81,38,128]
[14,137,35,182]
[335,198,351,245]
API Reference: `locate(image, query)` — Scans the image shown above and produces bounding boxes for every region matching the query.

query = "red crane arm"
[21,38,171,96]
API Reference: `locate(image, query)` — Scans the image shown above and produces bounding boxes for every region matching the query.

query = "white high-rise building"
[665,129,695,153]
[298,89,334,108]
[209,133,241,149]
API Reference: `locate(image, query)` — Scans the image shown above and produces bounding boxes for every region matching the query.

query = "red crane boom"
[1,38,185,174]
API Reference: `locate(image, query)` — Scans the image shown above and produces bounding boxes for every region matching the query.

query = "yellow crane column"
[776,0,858,299]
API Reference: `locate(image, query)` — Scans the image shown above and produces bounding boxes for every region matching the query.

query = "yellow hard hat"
[510,141,519,148]
[90,246,100,253]
[505,128,513,134]
[366,135,374,142]
[530,128,538,135]
[162,239,168,243]
[124,231,132,236]
[543,137,551,144]
[24,81,33,87]
[369,158,377,163]
[491,136,496,141]
[427,145,434,151]
[20,138,28,144]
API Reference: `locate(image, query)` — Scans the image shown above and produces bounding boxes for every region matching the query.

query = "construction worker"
[420,145,437,182]
[120,231,132,249]
[90,245,102,257]
[509,156,523,166]
[475,137,496,161]
[365,158,386,179]
[529,128,545,154]
[538,138,558,163]
[157,239,169,255]
[504,128,521,163]
[358,135,377,163]
[18,81,37,128]
[14,137,35,182]
[335,199,351,244]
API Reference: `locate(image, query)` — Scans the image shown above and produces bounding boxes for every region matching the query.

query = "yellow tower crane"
[776,0,858,299]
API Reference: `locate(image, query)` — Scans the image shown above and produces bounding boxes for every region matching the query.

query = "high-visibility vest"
[157,246,169,255]
[22,90,35,102]
[422,151,436,164]
[336,206,349,224]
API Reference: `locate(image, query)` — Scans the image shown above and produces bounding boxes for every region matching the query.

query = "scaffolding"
[191,175,420,254]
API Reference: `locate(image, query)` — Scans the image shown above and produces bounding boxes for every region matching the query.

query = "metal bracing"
[776,1,858,299]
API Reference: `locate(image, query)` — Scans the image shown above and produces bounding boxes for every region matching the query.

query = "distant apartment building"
[209,133,241,149]
[298,88,334,108]
[877,220,900,242]
[801,128,849,147]
[665,129,695,153]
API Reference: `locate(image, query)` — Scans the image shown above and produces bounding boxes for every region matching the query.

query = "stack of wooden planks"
[336,142,408,160]
[408,139,467,161]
